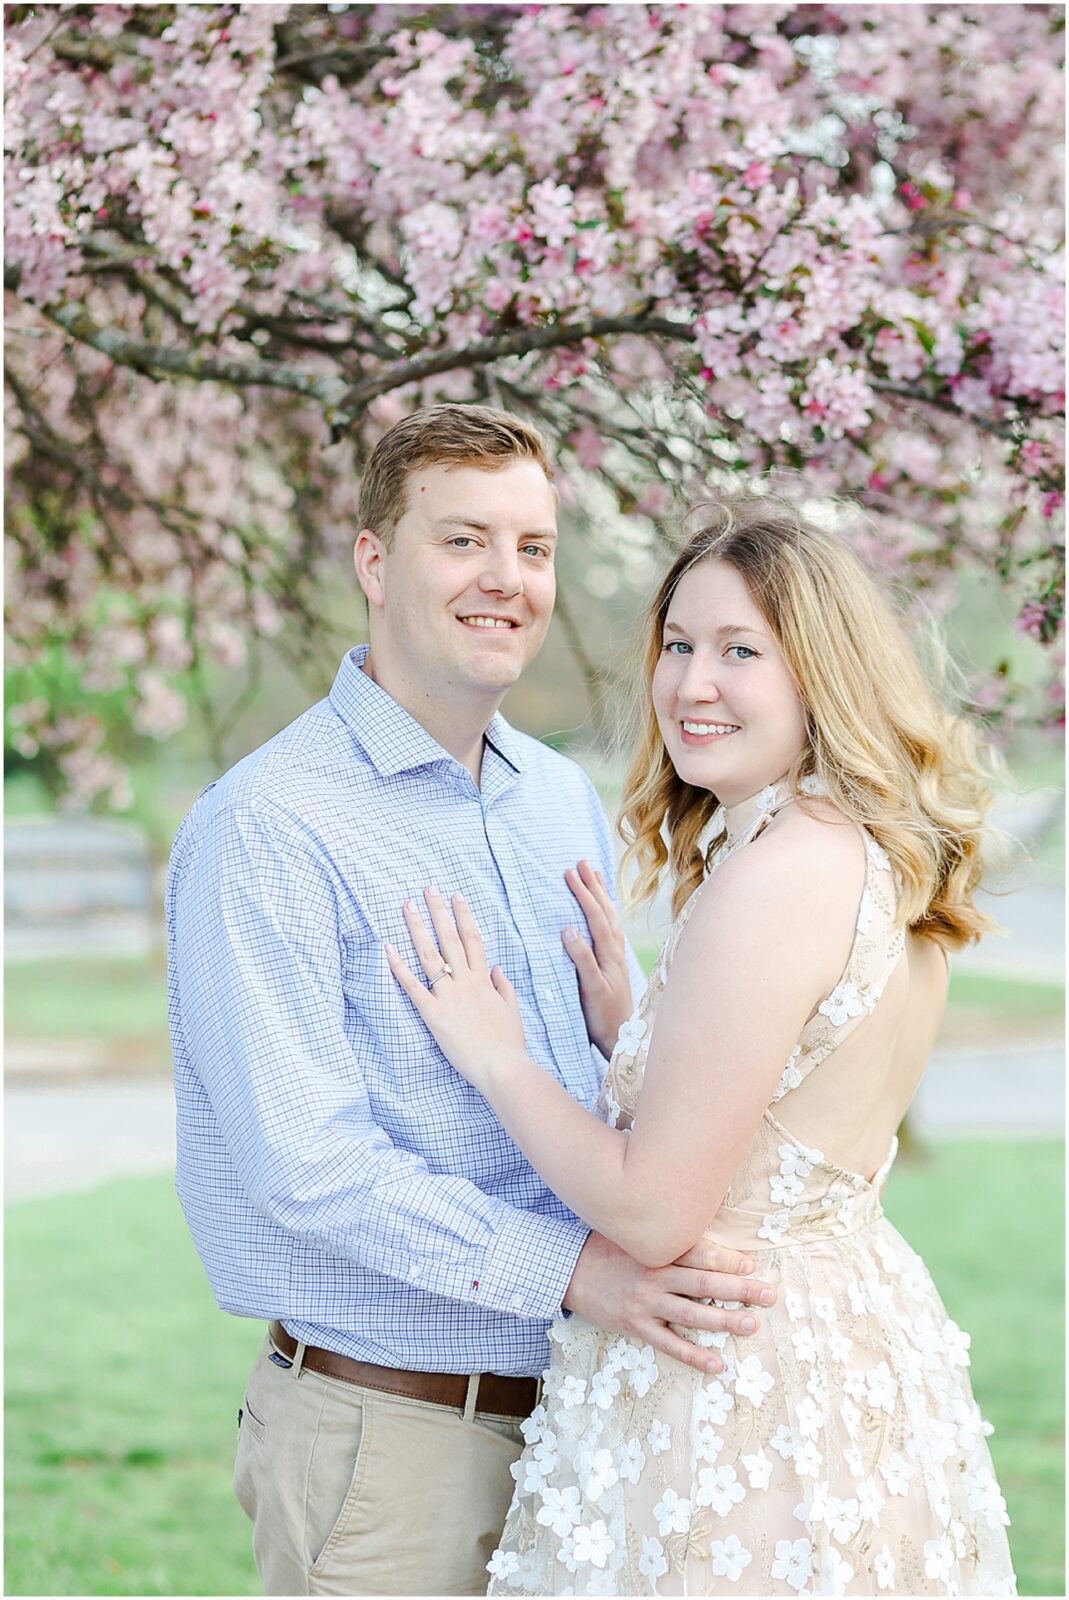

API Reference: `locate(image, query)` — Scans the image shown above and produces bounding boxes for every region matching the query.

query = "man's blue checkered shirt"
[167,646,637,1376]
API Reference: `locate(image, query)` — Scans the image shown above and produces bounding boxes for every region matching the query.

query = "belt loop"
[290,1339,307,1379]
[463,1374,480,1422]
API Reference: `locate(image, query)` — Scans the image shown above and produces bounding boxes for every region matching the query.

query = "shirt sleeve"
[577,766,647,1005]
[169,798,588,1322]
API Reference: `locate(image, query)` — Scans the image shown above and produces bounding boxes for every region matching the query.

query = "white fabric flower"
[694,1379,734,1425]
[735,1355,775,1406]
[812,1295,838,1323]
[652,1488,692,1536]
[793,1438,823,1477]
[867,837,891,871]
[880,1451,915,1495]
[818,1546,855,1596]
[792,1326,818,1364]
[616,1438,645,1485]
[558,1375,587,1409]
[843,1368,868,1402]
[695,1425,725,1464]
[774,1044,805,1100]
[535,1484,582,1537]
[755,784,781,813]
[770,1170,806,1206]
[758,1208,790,1244]
[923,1534,954,1584]
[589,1369,621,1409]
[794,1395,824,1440]
[743,1445,773,1489]
[628,1345,659,1396]
[646,1418,671,1455]
[771,1537,813,1593]
[616,1014,647,1055]
[769,1424,797,1460]
[577,1447,618,1503]
[696,1463,746,1516]
[828,1329,853,1364]
[709,1534,752,1581]
[563,1520,614,1570]
[826,1494,861,1541]
[819,981,865,1027]
[857,1475,886,1524]
[605,1338,633,1373]
[874,1546,896,1590]
[806,1370,828,1406]
[943,1320,972,1367]
[521,1453,552,1494]
[519,1402,548,1443]
[785,1290,806,1322]
[965,1465,1011,1528]
[866,1360,898,1415]
[487,1548,519,1581]
[799,774,827,796]
[638,1535,667,1583]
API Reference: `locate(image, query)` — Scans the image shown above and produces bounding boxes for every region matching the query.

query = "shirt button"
[511,1295,525,1312]
[541,988,555,1004]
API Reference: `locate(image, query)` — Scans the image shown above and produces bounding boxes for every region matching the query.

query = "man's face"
[356,459,558,712]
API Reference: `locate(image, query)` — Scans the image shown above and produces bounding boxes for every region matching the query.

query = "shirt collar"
[329,646,525,778]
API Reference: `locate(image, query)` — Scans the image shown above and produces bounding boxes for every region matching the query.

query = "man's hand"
[562,1232,776,1376]
[561,860,633,1059]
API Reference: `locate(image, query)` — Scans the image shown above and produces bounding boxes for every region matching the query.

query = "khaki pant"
[234,1334,526,1596]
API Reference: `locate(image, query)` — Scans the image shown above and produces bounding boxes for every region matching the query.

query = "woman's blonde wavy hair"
[619,492,1003,947]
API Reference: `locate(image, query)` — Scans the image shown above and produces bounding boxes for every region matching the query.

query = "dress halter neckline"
[717,776,795,848]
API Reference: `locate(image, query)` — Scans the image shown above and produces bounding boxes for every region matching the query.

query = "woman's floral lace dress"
[488,785,1016,1597]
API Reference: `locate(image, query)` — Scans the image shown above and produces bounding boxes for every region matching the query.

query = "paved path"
[5,1038,1062,1202]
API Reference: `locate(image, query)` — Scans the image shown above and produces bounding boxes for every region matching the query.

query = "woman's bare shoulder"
[693,799,865,929]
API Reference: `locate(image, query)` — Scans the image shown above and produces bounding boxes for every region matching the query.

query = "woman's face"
[652,559,808,807]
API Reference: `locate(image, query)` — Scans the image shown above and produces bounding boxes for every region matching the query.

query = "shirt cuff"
[467,1210,590,1323]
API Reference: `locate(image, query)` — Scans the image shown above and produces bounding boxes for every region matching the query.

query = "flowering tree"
[5,2,1064,805]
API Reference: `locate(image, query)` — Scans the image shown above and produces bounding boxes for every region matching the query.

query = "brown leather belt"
[267,1322,538,1419]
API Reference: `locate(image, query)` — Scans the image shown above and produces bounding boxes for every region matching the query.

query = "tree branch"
[6,277,352,415]
[337,313,697,410]
[868,377,1022,441]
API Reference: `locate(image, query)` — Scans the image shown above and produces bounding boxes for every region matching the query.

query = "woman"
[386,494,1017,1596]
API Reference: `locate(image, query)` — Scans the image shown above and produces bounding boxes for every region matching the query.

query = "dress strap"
[772,833,905,1104]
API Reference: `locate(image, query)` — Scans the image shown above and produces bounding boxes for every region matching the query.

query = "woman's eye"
[662,640,692,655]
[726,645,758,660]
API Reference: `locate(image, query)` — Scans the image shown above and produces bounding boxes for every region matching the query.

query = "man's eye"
[450,536,475,548]
[522,544,551,559]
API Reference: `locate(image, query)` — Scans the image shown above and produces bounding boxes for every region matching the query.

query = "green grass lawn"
[7,954,1061,1053]
[4,957,170,1046]
[5,1144,1063,1596]
[884,1141,1064,1598]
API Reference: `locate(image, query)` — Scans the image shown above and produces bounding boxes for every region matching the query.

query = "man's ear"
[354,528,387,608]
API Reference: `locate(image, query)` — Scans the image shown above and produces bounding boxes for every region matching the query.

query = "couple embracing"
[167,404,1015,1597]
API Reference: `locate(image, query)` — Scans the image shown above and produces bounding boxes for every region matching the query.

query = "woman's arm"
[388,828,862,1267]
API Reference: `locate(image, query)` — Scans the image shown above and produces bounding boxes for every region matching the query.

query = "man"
[167,405,775,1596]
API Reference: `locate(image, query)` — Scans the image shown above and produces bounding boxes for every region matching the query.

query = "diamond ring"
[427,963,453,988]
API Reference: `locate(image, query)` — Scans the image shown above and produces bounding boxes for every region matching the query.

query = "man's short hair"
[357,403,555,547]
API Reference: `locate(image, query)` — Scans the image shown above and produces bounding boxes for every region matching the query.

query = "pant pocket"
[306,1387,370,1578]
